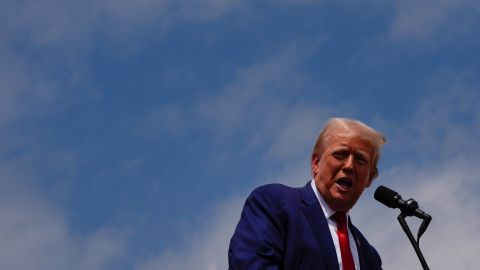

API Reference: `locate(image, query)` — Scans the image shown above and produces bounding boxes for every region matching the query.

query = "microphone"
[374,185,431,220]
[375,186,432,269]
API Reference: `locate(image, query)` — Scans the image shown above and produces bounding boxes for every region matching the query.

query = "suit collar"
[300,182,339,270]
[302,182,373,270]
[348,217,366,269]
[309,180,336,220]
[349,218,377,270]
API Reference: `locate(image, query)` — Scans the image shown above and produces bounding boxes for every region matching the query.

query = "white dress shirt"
[310,180,360,270]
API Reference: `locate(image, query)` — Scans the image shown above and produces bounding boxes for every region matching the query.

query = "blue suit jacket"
[228,183,382,270]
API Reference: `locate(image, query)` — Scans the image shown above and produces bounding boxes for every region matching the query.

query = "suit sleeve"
[228,186,287,270]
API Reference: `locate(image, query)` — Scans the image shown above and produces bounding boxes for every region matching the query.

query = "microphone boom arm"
[397,202,431,270]
[374,186,432,269]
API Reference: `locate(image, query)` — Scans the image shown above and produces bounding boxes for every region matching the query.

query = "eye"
[354,153,368,165]
[331,150,348,160]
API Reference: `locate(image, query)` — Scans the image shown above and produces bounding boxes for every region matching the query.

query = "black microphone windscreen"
[374,185,399,208]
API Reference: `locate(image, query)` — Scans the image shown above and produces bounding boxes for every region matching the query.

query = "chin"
[330,199,351,211]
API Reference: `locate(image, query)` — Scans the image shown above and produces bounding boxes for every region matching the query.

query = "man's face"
[312,135,375,212]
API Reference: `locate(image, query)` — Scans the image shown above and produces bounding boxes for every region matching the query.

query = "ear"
[366,166,377,188]
[366,176,374,188]
[311,153,320,176]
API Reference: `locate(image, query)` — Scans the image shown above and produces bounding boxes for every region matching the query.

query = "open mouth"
[336,177,353,189]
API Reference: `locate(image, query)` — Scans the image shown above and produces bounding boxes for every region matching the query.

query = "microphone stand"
[397,199,432,270]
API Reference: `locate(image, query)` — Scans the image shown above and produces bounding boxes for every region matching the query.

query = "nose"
[342,154,355,172]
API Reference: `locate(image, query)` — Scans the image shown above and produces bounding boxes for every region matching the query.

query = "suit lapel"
[349,219,368,270]
[300,183,339,270]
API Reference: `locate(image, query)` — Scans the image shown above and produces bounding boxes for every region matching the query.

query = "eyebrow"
[331,146,371,158]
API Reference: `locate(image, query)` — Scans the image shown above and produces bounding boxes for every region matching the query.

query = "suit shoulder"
[246,183,301,207]
[250,183,298,198]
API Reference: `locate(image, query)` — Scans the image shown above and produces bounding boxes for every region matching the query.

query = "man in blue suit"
[229,118,385,270]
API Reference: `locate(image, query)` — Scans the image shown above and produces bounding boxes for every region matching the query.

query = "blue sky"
[1,1,479,269]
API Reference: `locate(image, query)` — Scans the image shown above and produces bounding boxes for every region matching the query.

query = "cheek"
[358,170,373,186]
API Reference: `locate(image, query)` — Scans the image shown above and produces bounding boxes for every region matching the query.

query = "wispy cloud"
[0,49,57,127]
[359,157,480,269]
[1,0,244,50]
[382,69,480,161]
[134,41,326,161]
[194,41,329,160]
[135,104,187,139]
[0,163,127,270]
[135,197,244,270]
[196,44,304,133]
[389,0,480,44]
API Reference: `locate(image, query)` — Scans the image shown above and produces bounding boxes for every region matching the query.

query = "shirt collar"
[310,179,349,220]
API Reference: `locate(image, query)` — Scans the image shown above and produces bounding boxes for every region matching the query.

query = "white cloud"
[135,197,244,270]
[356,157,480,269]
[0,49,57,127]
[173,0,244,22]
[196,44,304,132]
[264,105,328,162]
[0,164,127,270]
[381,70,480,160]
[389,0,480,43]
[194,41,328,160]
[135,104,187,139]
[0,0,245,50]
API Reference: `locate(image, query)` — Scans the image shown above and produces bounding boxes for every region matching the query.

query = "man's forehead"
[327,137,375,153]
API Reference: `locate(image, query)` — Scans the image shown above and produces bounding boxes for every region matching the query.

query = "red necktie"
[333,212,355,270]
